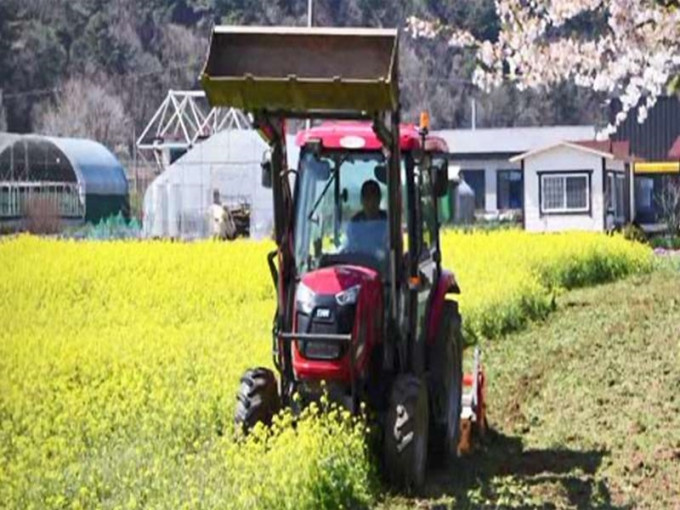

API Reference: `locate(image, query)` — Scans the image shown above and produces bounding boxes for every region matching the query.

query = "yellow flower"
[0,232,651,509]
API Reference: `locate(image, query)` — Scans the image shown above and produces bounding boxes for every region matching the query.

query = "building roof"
[509,140,624,162]
[669,135,680,160]
[573,140,631,161]
[435,125,597,156]
[612,96,680,160]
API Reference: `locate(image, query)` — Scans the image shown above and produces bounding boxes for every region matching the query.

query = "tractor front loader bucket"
[200,26,399,114]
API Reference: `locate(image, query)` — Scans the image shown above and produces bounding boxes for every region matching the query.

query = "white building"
[436,126,597,218]
[511,140,630,232]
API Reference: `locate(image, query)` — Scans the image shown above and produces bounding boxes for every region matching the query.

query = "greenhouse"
[0,133,129,227]
[142,128,299,240]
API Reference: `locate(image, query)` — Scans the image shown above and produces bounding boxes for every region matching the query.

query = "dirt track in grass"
[381,269,680,509]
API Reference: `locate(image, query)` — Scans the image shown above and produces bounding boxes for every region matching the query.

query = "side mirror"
[261,150,272,188]
[374,164,387,185]
[434,161,449,197]
[261,160,272,188]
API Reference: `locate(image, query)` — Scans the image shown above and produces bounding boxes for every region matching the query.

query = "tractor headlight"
[335,284,361,306]
[296,282,315,314]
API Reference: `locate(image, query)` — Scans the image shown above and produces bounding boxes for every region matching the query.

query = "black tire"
[384,374,429,493]
[429,300,463,465]
[234,367,280,433]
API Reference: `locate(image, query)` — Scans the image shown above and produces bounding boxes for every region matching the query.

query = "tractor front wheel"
[234,367,280,433]
[384,374,429,493]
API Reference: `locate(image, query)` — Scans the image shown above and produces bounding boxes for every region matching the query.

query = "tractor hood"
[297,265,380,303]
[293,264,383,379]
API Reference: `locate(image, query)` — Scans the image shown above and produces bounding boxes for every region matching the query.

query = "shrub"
[24,195,62,234]
[622,222,647,244]
[650,235,680,250]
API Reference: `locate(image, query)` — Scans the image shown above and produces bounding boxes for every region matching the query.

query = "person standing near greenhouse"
[208,189,236,240]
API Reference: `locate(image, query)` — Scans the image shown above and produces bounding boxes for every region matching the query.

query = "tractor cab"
[293,122,449,277]
[294,141,390,277]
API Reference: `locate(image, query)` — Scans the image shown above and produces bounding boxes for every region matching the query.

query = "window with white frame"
[540,173,590,214]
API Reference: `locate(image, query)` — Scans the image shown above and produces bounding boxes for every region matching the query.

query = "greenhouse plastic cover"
[0,133,128,196]
[142,129,299,240]
[47,137,129,196]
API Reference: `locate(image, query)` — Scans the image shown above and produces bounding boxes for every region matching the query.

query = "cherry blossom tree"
[408,0,680,136]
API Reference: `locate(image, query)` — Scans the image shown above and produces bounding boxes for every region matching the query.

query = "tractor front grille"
[296,305,355,360]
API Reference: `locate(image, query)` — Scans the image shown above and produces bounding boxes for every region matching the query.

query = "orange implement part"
[457,356,487,456]
[458,418,473,456]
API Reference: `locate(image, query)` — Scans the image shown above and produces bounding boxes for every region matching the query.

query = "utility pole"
[132,76,138,201]
[471,98,477,130]
[305,0,314,131]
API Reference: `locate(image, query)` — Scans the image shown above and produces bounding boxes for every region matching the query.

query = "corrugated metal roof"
[669,135,680,159]
[574,140,631,161]
[434,125,597,155]
[612,96,680,160]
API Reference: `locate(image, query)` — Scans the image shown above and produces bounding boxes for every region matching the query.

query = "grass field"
[0,232,655,509]
[383,268,680,509]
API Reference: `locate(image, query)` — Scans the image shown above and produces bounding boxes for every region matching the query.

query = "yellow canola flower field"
[0,231,651,509]
[441,230,653,341]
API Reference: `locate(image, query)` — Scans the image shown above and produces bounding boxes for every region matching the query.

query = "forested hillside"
[0,0,606,159]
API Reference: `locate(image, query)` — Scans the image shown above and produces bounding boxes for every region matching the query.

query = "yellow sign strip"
[634,161,680,174]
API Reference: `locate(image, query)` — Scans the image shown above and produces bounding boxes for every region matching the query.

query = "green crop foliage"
[0,232,652,508]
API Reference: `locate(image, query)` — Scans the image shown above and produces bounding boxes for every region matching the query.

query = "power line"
[1,61,476,103]
[2,61,202,101]
[2,87,59,100]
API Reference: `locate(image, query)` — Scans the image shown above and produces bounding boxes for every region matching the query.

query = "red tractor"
[201,26,485,490]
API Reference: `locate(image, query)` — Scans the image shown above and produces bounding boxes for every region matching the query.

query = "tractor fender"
[427,270,460,346]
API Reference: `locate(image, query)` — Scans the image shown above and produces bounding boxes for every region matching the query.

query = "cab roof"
[295,122,449,153]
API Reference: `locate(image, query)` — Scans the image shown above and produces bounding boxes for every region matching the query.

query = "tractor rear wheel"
[384,374,429,493]
[430,300,463,465]
[234,367,280,433]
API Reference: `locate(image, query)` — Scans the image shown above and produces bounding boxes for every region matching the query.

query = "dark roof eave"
[446,151,520,160]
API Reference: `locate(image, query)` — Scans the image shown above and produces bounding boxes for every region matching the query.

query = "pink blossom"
[406,0,680,128]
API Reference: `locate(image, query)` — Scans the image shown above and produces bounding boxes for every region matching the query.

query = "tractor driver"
[345,179,388,259]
